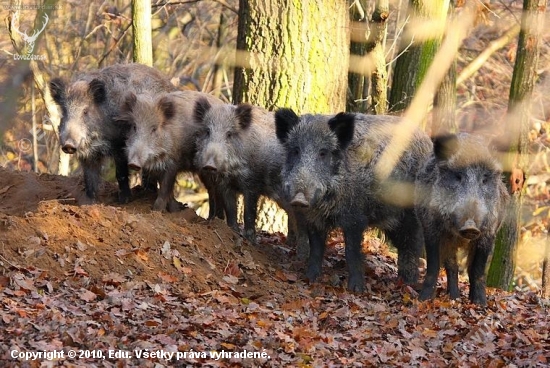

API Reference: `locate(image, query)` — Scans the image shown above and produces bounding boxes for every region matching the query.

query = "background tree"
[347,0,390,114]
[233,0,349,236]
[347,0,369,113]
[132,0,153,66]
[233,0,349,112]
[431,1,457,135]
[487,0,547,290]
[388,0,450,114]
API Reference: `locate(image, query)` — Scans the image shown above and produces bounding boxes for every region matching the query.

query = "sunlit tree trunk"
[233,0,349,113]
[487,0,546,290]
[368,0,389,114]
[132,0,153,66]
[233,0,349,238]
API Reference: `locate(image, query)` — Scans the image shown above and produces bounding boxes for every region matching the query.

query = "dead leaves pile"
[0,203,549,367]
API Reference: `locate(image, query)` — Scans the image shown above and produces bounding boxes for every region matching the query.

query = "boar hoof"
[167,198,184,213]
[469,289,487,306]
[244,229,257,245]
[305,266,321,284]
[347,277,365,293]
[152,198,168,212]
[118,191,131,204]
[419,287,435,301]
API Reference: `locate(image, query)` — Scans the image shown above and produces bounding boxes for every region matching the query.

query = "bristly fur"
[276,110,432,292]
[193,103,306,246]
[416,133,509,305]
[48,63,177,203]
[122,90,225,211]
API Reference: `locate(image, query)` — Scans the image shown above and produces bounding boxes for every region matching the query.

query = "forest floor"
[0,167,549,367]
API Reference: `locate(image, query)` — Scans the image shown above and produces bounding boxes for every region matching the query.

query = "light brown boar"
[116,90,225,213]
[49,63,175,204]
[193,100,308,249]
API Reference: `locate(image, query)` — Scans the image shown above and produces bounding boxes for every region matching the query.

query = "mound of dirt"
[0,167,306,300]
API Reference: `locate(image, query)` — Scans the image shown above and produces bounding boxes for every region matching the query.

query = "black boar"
[416,133,509,305]
[275,109,432,292]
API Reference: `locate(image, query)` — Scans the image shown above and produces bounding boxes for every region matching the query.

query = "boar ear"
[433,134,459,161]
[88,79,106,104]
[328,112,355,150]
[157,96,175,121]
[121,92,137,113]
[49,78,66,105]
[114,93,137,125]
[194,97,211,123]
[275,108,300,143]
[235,104,253,130]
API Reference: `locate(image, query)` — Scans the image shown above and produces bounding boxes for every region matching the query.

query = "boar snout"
[202,157,218,172]
[458,219,481,240]
[62,140,77,154]
[290,192,310,208]
[128,163,141,171]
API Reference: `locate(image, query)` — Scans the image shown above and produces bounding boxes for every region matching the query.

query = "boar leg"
[467,235,493,306]
[342,220,367,293]
[419,221,442,301]
[113,149,132,204]
[81,156,102,204]
[387,209,423,285]
[222,187,239,232]
[305,225,327,284]
[243,191,259,244]
[153,166,178,212]
[443,249,460,300]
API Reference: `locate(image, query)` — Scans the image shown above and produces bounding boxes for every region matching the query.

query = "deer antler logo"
[11,13,49,55]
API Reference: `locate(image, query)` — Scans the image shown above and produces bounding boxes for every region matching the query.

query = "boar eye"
[454,172,462,182]
[83,108,89,115]
[482,173,491,184]
[319,149,328,159]
[132,124,137,132]
[151,126,157,133]
[290,147,300,157]
[226,131,233,139]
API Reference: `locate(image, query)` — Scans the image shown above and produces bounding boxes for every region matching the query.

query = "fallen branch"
[457,24,520,85]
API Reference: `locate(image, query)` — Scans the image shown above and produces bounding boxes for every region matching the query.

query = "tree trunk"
[432,2,457,135]
[132,0,153,66]
[211,11,228,98]
[237,196,288,236]
[543,233,550,298]
[233,0,349,238]
[368,0,389,115]
[388,0,450,113]
[5,0,69,175]
[487,0,546,290]
[233,0,349,113]
[347,0,370,113]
